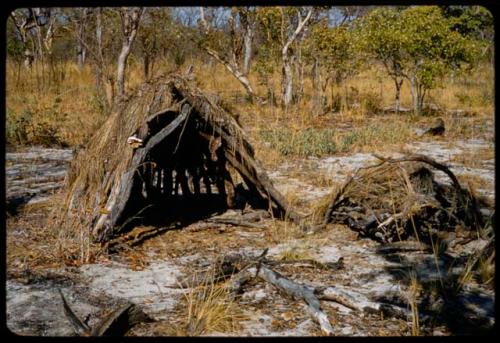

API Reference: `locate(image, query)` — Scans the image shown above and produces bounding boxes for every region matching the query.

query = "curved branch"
[281,8,313,58]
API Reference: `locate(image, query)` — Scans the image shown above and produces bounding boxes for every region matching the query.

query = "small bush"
[361,91,383,115]
[6,109,31,145]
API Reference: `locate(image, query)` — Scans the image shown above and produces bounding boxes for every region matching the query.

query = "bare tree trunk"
[240,9,255,76]
[282,57,293,108]
[77,46,86,69]
[394,78,403,114]
[10,10,39,71]
[116,42,133,98]
[116,7,144,101]
[242,29,253,76]
[280,8,313,108]
[42,12,56,56]
[312,57,322,114]
[76,8,89,70]
[409,75,426,115]
[418,85,426,114]
[24,49,34,70]
[410,75,419,115]
[93,8,108,108]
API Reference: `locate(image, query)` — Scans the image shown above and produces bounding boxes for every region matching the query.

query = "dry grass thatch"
[320,155,488,243]
[52,73,301,258]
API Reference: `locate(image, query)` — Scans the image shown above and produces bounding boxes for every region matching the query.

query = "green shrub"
[6,109,31,145]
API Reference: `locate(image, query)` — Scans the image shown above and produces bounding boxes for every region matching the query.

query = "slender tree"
[116,7,144,100]
[279,7,313,108]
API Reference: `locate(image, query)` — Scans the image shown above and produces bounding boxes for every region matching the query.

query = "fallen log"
[59,289,91,336]
[59,289,151,336]
[240,209,272,221]
[227,269,255,297]
[195,251,421,334]
[211,249,336,335]
[256,264,335,336]
[184,222,224,232]
[315,286,416,321]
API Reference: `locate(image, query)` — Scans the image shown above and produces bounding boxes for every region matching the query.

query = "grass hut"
[56,74,302,253]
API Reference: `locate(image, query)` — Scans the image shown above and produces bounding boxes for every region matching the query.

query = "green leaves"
[357,6,483,112]
[305,21,362,83]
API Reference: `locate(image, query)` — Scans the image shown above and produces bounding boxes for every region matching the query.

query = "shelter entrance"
[114,103,263,235]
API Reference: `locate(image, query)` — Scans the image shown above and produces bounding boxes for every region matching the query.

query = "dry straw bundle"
[321,155,486,243]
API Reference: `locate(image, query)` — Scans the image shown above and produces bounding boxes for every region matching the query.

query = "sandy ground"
[5,130,495,336]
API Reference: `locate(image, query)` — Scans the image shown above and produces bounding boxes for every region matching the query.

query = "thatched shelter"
[58,74,302,246]
[319,154,488,243]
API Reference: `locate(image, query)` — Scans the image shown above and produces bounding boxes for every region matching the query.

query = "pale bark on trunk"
[242,30,253,76]
[116,42,134,99]
[116,7,144,101]
[93,8,108,107]
[383,60,405,115]
[280,8,313,108]
[409,75,423,115]
[294,45,304,104]
[10,10,38,70]
[199,7,256,102]
[42,13,56,56]
[408,60,426,115]
[281,57,293,108]
[24,50,34,70]
[240,9,255,76]
[204,47,255,99]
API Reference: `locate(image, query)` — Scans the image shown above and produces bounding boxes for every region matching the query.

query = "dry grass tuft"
[179,269,246,336]
[266,219,303,244]
[6,194,101,274]
[405,271,422,336]
[477,249,495,287]
[456,237,495,290]
[309,191,337,225]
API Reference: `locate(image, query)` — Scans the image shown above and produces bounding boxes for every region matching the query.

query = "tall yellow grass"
[6,57,493,149]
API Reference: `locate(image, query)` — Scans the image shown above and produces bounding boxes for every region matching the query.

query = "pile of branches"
[320,154,488,243]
